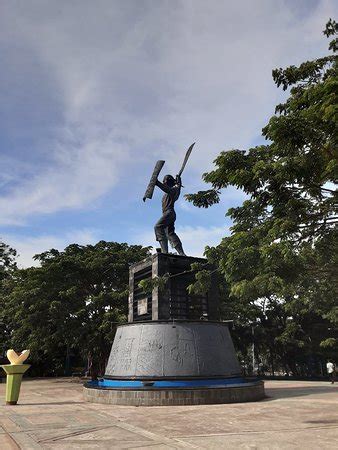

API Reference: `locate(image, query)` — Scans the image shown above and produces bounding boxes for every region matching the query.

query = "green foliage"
[0,241,17,359]
[2,241,150,377]
[139,274,170,294]
[187,21,338,375]
[0,241,17,283]
[320,338,337,348]
[323,17,338,51]
[185,189,220,208]
[187,262,213,295]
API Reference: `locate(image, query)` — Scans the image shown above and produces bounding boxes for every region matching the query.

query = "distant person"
[258,362,264,376]
[326,360,335,384]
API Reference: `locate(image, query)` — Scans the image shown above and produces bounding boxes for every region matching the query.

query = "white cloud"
[2,229,99,268]
[0,0,335,225]
[133,225,229,257]
[0,127,127,225]
[176,225,229,256]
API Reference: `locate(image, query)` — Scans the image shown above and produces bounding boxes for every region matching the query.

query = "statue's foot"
[174,244,186,256]
[158,240,169,254]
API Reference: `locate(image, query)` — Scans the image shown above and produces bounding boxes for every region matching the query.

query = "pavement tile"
[44,442,177,449]
[0,417,23,432]
[27,426,102,442]
[38,425,152,443]
[179,427,338,449]
[8,432,43,449]
[0,433,20,450]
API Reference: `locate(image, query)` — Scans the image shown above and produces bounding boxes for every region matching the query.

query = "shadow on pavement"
[264,384,337,400]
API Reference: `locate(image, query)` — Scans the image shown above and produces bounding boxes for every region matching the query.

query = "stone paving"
[0,378,337,449]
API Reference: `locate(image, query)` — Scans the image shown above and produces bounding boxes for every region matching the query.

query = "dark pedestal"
[84,253,265,405]
[128,254,219,322]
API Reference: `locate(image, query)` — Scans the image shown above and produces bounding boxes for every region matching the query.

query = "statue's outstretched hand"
[176,174,183,187]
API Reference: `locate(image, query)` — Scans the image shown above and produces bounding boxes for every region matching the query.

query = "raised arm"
[155,179,171,193]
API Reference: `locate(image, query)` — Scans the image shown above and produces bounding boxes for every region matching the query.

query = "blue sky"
[0,0,336,267]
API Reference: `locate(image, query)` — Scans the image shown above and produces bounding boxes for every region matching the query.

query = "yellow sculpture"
[6,349,30,365]
[1,349,31,405]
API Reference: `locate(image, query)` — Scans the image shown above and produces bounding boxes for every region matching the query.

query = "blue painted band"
[91,377,248,389]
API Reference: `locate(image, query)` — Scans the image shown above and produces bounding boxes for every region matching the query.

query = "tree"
[3,241,150,377]
[0,241,17,358]
[0,241,17,359]
[0,241,17,283]
[186,20,338,375]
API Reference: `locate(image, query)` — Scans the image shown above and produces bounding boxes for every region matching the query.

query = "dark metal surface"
[105,321,241,379]
[129,254,220,322]
[178,142,195,176]
[143,143,195,253]
[143,160,165,201]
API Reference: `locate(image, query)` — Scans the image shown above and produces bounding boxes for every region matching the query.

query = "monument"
[1,350,30,405]
[83,144,265,405]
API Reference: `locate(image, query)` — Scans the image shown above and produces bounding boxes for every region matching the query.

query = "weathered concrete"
[105,321,241,379]
[83,380,264,405]
[0,378,337,449]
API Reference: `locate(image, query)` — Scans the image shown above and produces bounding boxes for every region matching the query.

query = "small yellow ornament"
[6,349,30,365]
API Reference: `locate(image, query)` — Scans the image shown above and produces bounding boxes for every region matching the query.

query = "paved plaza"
[0,378,337,449]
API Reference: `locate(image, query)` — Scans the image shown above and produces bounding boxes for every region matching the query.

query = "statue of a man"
[154,174,185,255]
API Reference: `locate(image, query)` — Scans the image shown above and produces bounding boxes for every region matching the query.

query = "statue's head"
[163,174,175,187]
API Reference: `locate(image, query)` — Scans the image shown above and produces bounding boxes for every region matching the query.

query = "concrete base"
[83,380,265,406]
[105,321,242,379]
[86,320,265,406]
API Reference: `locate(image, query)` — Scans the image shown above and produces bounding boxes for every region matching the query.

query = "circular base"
[83,380,265,406]
[6,401,17,405]
[105,321,242,380]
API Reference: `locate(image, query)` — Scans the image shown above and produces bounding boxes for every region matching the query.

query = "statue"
[1,349,30,405]
[154,173,185,255]
[143,143,195,256]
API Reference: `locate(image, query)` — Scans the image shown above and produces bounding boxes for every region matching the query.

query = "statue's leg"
[159,238,169,254]
[168,219,186,256]
[154,214,169,254]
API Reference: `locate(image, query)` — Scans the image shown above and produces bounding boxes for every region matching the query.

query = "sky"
[0,0,336,267]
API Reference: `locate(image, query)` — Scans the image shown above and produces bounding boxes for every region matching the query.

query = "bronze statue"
[143,143,195,255]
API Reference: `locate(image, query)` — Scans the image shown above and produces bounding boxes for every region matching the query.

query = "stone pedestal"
[129,254,219,322]
[84,254,265,405]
